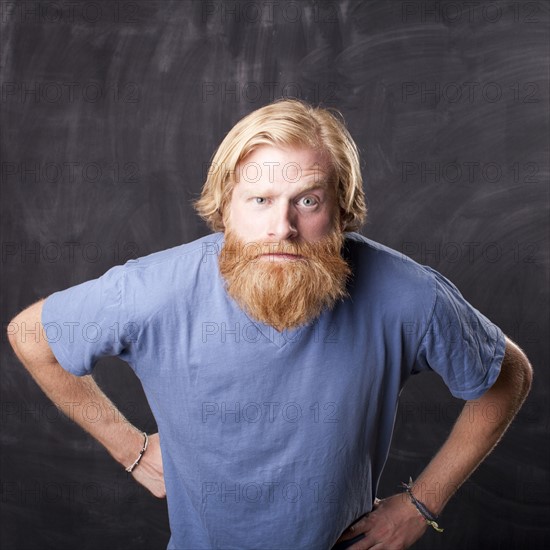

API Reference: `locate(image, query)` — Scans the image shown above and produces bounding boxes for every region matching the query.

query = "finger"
[334,511,375,546]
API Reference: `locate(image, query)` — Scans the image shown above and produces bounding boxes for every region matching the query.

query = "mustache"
[220,236,342,263]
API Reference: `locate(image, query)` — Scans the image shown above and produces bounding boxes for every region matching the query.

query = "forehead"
[235,145,331,185]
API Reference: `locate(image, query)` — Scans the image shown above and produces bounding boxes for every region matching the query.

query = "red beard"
[218,230,351,331]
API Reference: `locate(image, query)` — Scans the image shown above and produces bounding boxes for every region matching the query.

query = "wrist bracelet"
[125,432,149,473]
[401,478,444,533]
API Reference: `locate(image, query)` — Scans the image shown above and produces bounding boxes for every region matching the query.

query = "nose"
[267,202,298,241]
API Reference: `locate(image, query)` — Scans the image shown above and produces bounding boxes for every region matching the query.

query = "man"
[8,99,532,549]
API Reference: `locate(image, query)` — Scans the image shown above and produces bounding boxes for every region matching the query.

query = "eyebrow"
[294,181,329,193]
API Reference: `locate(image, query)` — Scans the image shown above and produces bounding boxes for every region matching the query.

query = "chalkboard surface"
[1,1,548,548]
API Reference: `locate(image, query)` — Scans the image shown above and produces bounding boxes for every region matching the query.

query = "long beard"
[218,230,351,331]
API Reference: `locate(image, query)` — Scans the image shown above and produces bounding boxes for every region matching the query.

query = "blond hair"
[194,98,366,232]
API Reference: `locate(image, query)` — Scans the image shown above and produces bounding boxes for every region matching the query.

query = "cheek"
[314,200,339,235]
[227,202,261,238]
[301,212,335,239]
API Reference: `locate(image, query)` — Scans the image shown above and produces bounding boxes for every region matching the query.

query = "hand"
[333,494,428,549]
[130,433,166,498]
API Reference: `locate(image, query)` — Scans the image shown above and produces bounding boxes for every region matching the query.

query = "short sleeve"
[41,265,134,376]
[414,267,506,400]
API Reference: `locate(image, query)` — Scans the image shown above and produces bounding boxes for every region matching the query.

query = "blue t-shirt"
[41,232,505,549]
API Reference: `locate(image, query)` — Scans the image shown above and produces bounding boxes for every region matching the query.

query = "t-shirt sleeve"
[41,264,136,376]
[414,267,506,400]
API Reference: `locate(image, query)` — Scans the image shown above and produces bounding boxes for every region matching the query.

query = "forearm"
[25,364,143,468]
[8,308,143,468]
[411,338,533,515]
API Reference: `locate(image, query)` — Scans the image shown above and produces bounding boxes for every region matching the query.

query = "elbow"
[521,353,533,401]
[503,336,533,404]
[6,299,47,361]
[7,313,22,353]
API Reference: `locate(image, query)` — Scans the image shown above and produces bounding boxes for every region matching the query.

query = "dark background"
[1,0,548,548]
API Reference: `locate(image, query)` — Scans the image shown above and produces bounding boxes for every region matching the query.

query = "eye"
[253,197,267,205]
[300,196,318,208]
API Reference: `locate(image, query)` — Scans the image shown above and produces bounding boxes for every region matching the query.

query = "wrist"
[407,479,447,517]
[111,427,146,467]
[125,432,149,472]
[402,478,445,533]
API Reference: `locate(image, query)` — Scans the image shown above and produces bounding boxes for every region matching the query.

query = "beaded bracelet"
[401,478,444,533]
[125,432,149,473]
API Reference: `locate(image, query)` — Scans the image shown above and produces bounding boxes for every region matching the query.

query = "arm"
[335,336,533,549]
[7,298,166,498]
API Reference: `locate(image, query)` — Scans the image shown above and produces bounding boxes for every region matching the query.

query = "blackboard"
[2,1,548,548]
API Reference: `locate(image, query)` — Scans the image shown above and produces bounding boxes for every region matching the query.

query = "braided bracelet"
[401,478,444,533]
[125,432,149,473]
